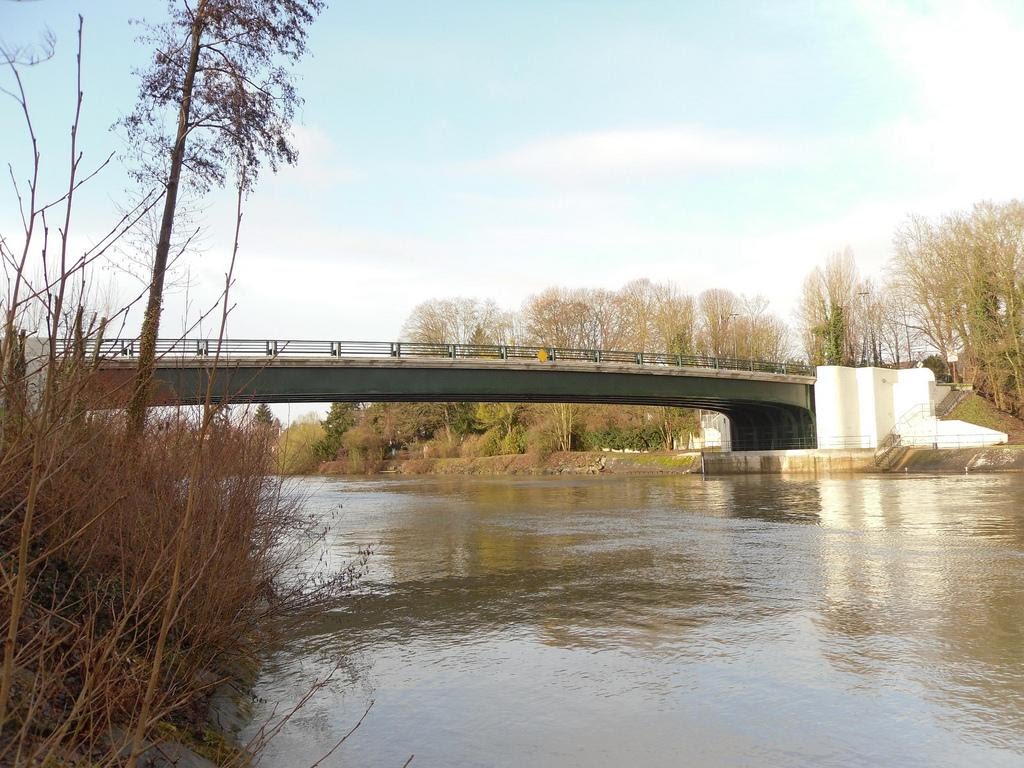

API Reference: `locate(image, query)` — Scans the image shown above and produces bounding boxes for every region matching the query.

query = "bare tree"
[796,249,860,365]
[892,216,961,360]
[895,202,1024,410]
[107,188,207,306]
[618,278,698,355]
[401,297,511,345]
[617,278,660,352]
[696,288,742,358]
[734,295,790,362]
[544,402,580,452]
[123,0,325,432]
[651,284,697,356]
[587,288,628,350]
[876,285,915,366]
[521,286,599,348]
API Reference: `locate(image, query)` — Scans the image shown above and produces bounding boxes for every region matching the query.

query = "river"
[245,474,1024,767]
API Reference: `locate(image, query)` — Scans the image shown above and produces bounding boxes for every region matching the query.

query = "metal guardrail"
[83,338,814,377]
[935,387,972,419]
[815,435,874,450]
[699,435,873,451]
[874,403,932,460]
[896,434,1009,449]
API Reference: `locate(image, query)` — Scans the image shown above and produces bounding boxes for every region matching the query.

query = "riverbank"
[0,404,334,764]
[319,445,1024,477]
[133,656,258,768]
[322,450,701,476]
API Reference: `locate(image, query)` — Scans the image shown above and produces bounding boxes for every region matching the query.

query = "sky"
[4,0,1024,346]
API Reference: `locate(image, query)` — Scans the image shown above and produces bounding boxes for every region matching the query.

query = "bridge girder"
[98,359,817,451]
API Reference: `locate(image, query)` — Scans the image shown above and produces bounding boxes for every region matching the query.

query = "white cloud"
[476,127,793,182]
[184,190,903,341]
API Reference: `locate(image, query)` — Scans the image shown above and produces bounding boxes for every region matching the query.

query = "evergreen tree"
[313,403,358,461]
[821,304,847,366]
[253,403,276,427]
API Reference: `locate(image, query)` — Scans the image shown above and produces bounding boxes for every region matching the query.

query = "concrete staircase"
[872,437,908,470]
[935,386,972,419]
[872,404,931,469]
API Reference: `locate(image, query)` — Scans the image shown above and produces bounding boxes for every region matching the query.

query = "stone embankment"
[703,445,1024,474]
[320,446,1024,478]
[700,448,879,475]
[890,445,1024,473]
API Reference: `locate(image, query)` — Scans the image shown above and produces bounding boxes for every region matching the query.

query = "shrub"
[524,422,560,459]
[0,387,355,763]
[459,433,490,458]
[423,434,461,458]
[277,414,326,474]
[581,423,664,452]
[499,426,527,455]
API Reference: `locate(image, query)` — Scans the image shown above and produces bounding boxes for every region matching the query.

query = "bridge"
[93,339,817,451]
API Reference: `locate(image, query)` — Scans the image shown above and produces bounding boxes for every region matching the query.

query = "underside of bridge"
[101,360,817,451]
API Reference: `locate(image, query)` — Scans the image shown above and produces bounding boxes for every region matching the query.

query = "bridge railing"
[82,338,814,377]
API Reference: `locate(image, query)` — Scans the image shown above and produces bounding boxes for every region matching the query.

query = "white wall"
[814,366,1006,449]
[814,366,876,449]
[697,410,731,451]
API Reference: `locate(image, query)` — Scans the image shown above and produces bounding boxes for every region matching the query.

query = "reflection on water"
[247,475,1024,768]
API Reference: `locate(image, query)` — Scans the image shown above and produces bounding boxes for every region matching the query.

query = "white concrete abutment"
[813,366,1006,450]
[700,366,1008,451]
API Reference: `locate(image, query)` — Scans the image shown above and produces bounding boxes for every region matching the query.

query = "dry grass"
[946,393,1024,444]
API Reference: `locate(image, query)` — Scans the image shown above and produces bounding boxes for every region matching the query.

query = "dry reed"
[1,20,358,765]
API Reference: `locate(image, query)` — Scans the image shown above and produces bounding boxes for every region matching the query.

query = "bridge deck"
[89,339,818,450]
[99,354,815,385]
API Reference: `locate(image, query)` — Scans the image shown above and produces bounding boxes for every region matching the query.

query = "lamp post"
[902,308,913,367]
[729,312,740,359]
[856,289,871,365]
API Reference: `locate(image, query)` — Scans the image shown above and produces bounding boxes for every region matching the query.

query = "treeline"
[278,401,699,474]
[796,201,1024,416]
[403,279,793,362]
